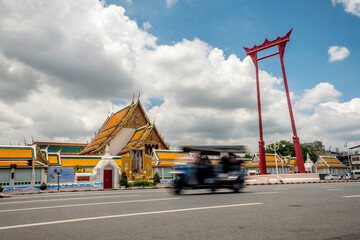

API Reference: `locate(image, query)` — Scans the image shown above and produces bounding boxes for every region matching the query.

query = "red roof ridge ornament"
[244,29,293,55]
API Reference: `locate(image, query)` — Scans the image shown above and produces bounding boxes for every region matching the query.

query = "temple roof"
[245,153,289,168]
[35,142,87,155]
[283,156,297,166]
[80,103,136,154]
[0,145,46,168]
[316,156,347,169]
[0,145,35,160]
[80,99,169,155]
[0,160,46,168]
[119,125,153,154]
[152,150,191,167]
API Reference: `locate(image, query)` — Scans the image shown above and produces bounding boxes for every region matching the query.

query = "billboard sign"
[48,167,74,182]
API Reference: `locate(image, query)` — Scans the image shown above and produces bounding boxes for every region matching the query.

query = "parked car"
[351,170,360,180]
[325,174,342,180]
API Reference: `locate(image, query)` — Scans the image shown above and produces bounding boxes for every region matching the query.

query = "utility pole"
[32,158,35,190]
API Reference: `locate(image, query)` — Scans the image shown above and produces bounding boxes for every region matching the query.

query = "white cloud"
[0,0,359,152]
[298,98,360,149]
[166,0,178,8]
[295,83,342,110]
[332,0,360,17]
[328,46,350,62]
[0,0,157,100]
[143,21,152,31]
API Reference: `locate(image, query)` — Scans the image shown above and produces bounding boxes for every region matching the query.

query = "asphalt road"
[0,182,360,240]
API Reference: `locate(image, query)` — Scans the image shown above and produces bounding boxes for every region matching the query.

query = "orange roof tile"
[103,108,129,131]
[130,127,146,142]
[0,148,34,159]
[93,128,115,142]
[0,161,45,167]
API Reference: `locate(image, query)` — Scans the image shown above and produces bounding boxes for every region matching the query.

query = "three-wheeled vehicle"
[171,145,247,194]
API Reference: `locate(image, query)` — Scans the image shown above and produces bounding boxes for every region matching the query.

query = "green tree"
[266,140,318,162]
[244,153,252,159]
[120,171,128,187]
[153,172,161,185]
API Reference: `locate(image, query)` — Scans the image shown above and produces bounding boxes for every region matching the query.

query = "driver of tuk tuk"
[196,155,212,184]
[221,153,239,173]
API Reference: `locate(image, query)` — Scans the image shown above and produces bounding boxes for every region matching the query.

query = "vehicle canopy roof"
[182,145,247,156]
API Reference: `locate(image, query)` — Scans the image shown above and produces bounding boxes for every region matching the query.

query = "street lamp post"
[54,168,62,192]
[271,143,279,182]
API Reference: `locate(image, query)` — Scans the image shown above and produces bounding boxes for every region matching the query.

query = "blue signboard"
[48,167,74,182]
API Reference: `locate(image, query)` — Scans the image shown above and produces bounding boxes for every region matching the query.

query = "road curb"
[244,179,360,186]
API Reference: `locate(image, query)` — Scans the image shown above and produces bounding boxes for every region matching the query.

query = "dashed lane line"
[0,202,263,230]
[8,189,167,199]
[0,198,181,213]
[254,191,280,195]
[342,195,360,198]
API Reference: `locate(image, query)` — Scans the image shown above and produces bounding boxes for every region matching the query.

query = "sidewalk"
[1,179,359,196]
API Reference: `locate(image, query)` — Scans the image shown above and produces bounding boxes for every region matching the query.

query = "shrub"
[120,171,128,187]
[132,180,154,187]
[153,172,161,184]
[74,165,84,173]
[0,185,3,192]
[40,182,47,190]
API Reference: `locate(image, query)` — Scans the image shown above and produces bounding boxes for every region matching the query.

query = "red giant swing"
[244,29,306,175]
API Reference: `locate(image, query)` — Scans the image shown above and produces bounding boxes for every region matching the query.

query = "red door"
[104,170,113,189]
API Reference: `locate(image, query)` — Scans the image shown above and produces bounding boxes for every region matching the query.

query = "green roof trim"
[39,144,86,154]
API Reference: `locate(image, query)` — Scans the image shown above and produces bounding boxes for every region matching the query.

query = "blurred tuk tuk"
[171,145,247,194]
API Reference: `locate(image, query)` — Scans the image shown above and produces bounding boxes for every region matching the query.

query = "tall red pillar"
[249,52,267,175]
[244,29,306,174]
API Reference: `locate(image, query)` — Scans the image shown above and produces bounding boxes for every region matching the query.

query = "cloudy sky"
[0,0,359,153]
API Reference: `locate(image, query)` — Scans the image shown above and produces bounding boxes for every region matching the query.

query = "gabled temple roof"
[80,99,169,155]
[119,125,153,154]
[80,103,136,154]
[316,156,347,168]
[245,153,289,168]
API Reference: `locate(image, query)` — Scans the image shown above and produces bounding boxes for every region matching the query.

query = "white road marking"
[7,192,139,200]
[0,202,262,230]
[325,189,341,191]
[0,198,181,213]
[342,195,360,198]
[9,189,167,199]
[254,192,279,195]
[0,194,139,205]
